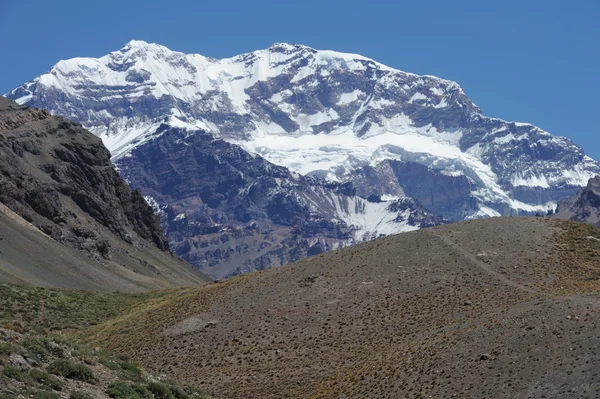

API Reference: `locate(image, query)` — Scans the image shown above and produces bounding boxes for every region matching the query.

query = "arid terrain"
[82,217,600,399]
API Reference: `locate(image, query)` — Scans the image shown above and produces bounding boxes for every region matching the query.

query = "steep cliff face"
[8,41,598,218]
[117,126,441,278]
[554,176,600,226]
[0,97,208,290]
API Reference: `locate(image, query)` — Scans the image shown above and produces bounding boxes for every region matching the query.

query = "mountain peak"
[267,42,313,52]
[6,41,600,222]
[124,39,152,48]
[111,40,177,60]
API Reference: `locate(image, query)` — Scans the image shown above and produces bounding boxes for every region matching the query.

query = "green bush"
[22,336,50,361]
[47,359,94,382]
[33,391,60,399]
[147,382,173,399]
[132,385,154,399]
[2,364,21,380]
[30,368,64,391]
[106,381,143,399]
[70,391,94,399]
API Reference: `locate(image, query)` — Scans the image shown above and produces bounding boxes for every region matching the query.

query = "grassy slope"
[0,284,211,399]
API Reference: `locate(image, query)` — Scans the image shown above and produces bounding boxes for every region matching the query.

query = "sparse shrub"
[119,360,144,382]
[100,359,121,371]
[47,359,94,382]
[147,382,173,399]
[2,364,21,380]
[168,384,190,399]
[33,391,60,399]
[0,342,16,356]
[2,322,25,333]
[106,381,144,399]
[70,391,94,399]
[30,368,64,391]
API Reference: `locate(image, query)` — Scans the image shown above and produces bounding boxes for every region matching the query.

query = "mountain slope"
[0,97,208,291]
[7,40,599,219]
[118,126,440,278]
[85,217,600,399]
[553,175,600,226]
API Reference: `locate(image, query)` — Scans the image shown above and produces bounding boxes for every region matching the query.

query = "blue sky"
[0,0,598,158]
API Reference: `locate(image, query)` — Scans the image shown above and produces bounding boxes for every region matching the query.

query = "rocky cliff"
[0,97,208,290]
[554,176,600,226]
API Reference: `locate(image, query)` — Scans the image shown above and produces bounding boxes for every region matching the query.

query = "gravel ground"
[86,217,600,399]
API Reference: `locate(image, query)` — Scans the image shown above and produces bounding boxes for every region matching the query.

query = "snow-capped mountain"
[117,126,440,278]
[8,40,599,221]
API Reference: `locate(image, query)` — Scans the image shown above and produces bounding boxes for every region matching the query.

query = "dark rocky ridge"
[554,176,600,226]
[117,126,442,278]
[350,160,478,220]
[0,97,208,290]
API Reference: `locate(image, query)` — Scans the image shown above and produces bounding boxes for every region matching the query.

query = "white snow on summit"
[7,40,600,217]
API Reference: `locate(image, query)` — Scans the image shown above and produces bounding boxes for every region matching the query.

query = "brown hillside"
[84,217,600,398]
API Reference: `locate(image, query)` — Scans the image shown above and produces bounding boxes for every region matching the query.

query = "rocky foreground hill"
[0,283,212,398]
[84,216,600,399]
[0,97,208,291]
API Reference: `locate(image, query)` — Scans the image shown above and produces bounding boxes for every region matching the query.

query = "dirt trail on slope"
[427,228,538,294]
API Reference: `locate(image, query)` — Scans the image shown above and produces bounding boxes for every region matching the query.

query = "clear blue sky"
[1,0,598,158]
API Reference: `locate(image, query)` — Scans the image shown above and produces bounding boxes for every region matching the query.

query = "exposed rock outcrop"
[0,97,208,290]
[554,176,600,226]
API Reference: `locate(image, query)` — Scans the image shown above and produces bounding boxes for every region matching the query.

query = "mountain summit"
[8,40,598,220]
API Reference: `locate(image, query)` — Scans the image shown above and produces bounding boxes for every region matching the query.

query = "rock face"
[117,126,441,278]
[554,176,600,226]
[7,40,599,218]
[0,97,208,291]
